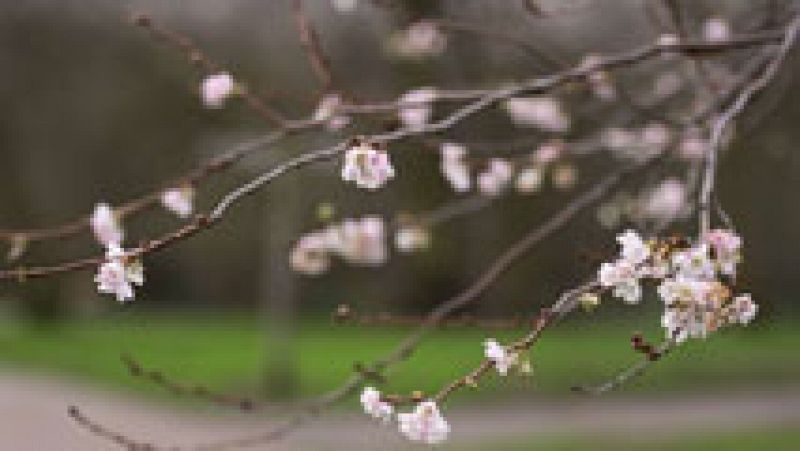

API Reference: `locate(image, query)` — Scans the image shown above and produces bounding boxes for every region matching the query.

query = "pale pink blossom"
[389,21,447,59]
[397,401,450,444]
[477,158,513,196]
[515,166,543,194]
[643,179,686,221]
[160,187,194,218]
[90,203,123,247]
[484,339,518,375]
[290,232,331,276]
[313,93,350,130]
[504,96,570,132]
[200,72,236,109]
[341,142,395,190]
[703,17,731,43]
[360,386,394,422]
[94,244,143,303]
[398,88,437,130]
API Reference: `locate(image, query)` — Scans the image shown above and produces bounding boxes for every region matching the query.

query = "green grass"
[0,312,798,406]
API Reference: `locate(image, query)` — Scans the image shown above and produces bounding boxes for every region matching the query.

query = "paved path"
[2,369,799,450]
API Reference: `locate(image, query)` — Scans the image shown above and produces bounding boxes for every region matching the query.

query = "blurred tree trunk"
[260,173,300,399]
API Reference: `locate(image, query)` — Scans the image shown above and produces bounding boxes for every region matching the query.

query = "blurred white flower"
[484,339,518,376]
[532,140,563,165]
[389,21,447,59]
[703,17,731,43]
[360,386,394,422]
[395,226,430,253]
[314,93,350,131]
[440,143,471,192]
[341,142,395,190]
[515,166,543,194]
[397,401,450,444]
[200,72,236,109]
[90,203,124,247]
[95,244,143,303]
[290,232,331,275]
[477,158,513,196]
[398,87,437,130]
[504,97,569,132]
[160,186,194,218]
[331,0,357,13]
[643,179,686,222]
[332,216,387,266]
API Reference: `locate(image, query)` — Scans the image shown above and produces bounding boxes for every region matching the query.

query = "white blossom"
[331,216,387,266]
[314,93,350,130]
[389,21,446,59]
[395,226,430,253]
[617,230,650,265]
[94,244,143,302]
[90,203,124,247]
[360,386,394,423]
[643,179,686,222]
[704,229,742,277]
[331,0,357,13]
[477,158,513,196]
[160,187,194,218]
[515,166,543,194]
[731,293,758,324]
[398,87,437,130]
[290,232,331,275]
[484,339,518,376]
[503,96,569,132]
[200,72,236,109]
[440,143,471,192]
[703,17,731,43]
[397,401,450,444]
[341,142,395,190]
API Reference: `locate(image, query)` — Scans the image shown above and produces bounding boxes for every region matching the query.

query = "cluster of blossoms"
[290,216,387,275]
[90,204,143,302]
[291,215,431,275]
[439,140,578,196]
[596,178,689,229]
[341,141,395,190]
[602,122,672,162]
[360,387,450,445]
[89,186,194,301]
[598,229,757,343]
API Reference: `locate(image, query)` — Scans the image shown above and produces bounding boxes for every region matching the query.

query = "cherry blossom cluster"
[439,140,578,196]
[290,215,432,275]
[598,229,757,343]
[290,216,387,275]
[90,186,194,302]
[360,387,450,445]
[90,204,143,302]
